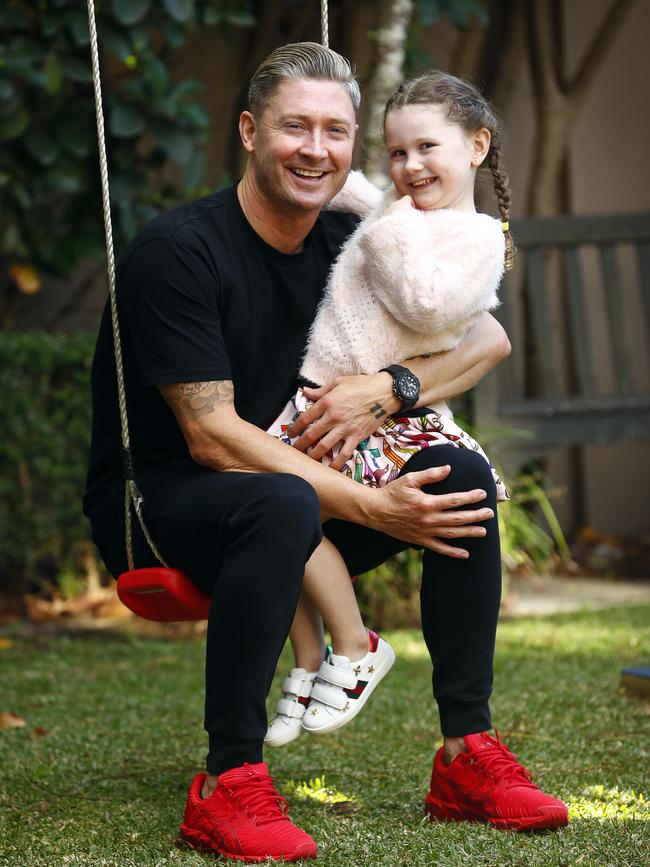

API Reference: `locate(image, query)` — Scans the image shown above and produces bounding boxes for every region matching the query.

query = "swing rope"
[321,0,329,47]
[86,0,169,570]
[86,0,329,576]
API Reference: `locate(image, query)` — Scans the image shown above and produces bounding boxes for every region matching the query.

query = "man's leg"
[91,462,322,858]
[324,444,500,741]
[400,447,500,752]
[136,464,322,774]
[326,443,567,830]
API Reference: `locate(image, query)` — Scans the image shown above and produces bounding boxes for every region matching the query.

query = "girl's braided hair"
[385,71,514,270]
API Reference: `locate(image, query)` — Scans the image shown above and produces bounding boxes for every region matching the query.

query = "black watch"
[379,364,420,411]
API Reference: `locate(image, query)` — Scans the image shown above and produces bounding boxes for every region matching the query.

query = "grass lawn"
[0,605,648,866]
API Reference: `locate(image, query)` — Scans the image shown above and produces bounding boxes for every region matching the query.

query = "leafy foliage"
[0,0,254,326]
[406,0,489,78]
[0,331,95,592]
[415,0,488,28]
[498,470,571,572]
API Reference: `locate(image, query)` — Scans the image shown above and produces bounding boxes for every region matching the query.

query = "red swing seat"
[117,567,211,622]
[117,567,357,622]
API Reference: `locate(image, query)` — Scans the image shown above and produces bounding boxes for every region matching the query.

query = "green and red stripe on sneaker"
[301,629,396,735]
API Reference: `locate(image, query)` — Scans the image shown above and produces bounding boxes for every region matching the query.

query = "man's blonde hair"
[248,42,360,115]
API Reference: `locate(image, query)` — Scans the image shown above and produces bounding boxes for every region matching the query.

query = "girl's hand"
[287,373,399,468]
[384,195,414,215]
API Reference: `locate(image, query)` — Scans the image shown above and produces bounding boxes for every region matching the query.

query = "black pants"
[325,445,501,738]
[90,445,500,775]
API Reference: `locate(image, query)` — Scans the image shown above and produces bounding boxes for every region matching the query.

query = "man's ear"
[472,128,491,167]
[239,111,257,153]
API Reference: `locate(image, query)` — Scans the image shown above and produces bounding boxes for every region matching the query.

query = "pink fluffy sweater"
[299,171,505,388]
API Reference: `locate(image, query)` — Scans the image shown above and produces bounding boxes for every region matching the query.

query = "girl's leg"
[302,536,368,661]
[265,576,326,749]
[287,536,369,671]
[300,537,396,735]
[267,538,373,747]
[289,590,326,672]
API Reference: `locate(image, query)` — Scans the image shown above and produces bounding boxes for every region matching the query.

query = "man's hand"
[289,315,510,469]
[288,373,399,468]
[367,464,494,558]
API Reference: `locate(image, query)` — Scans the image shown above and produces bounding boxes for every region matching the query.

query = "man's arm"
[158,380,494,559]
[288,312,511,466]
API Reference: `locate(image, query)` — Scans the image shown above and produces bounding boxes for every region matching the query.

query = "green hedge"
[0,332,559,624]
[0,331,95,592]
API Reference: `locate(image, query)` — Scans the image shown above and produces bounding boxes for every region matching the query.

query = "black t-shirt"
[83,184,358,519]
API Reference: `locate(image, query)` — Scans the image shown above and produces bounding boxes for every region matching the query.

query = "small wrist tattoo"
[369,402,386,419]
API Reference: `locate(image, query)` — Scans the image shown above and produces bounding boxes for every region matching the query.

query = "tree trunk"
[483,1,526,122]
[362,0,414,186]
[449,14,487,80]
[525,0,636,215]
[527,99,574,215]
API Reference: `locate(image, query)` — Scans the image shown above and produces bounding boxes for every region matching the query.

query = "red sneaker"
[178,762,317,862]
[425,732,569,831]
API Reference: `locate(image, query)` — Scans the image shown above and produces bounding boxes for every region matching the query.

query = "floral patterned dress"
[267,388,508,502]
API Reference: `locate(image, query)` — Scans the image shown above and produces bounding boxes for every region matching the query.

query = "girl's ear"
[471,127,491,167]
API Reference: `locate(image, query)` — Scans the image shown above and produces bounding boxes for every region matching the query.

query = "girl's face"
[384,104,489,212]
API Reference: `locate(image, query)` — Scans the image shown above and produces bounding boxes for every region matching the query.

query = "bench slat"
[512,213,650,246]
[525,248,559,396]
[563,246,597,395]
[499,395,650,446]
[496,410,650,447]
[638,241,650,339]
[494,277,520,401]
[600,244,634,395]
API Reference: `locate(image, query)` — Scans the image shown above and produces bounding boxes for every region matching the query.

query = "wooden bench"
[474,212,650,468]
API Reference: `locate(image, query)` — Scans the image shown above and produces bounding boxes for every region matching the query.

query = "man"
[84,42,566,863]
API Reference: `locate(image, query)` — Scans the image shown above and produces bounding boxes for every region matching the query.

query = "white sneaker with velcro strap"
[301,630,395,735]
[264,668,318,748]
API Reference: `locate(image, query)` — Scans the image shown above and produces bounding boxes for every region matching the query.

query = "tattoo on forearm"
[369,402,386,419]
[164,380,234,419]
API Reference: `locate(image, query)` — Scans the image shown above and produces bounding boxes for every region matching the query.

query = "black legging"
[90,444,500,775]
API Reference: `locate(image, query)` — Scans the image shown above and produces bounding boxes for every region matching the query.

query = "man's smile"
[289,167,328,180]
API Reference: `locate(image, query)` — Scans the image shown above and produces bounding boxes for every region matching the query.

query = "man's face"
[243,78,357,214]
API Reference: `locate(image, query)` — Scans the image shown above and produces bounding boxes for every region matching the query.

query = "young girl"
[265,71,513,748]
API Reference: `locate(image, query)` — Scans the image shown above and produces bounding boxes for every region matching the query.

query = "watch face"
[397,372,419,400]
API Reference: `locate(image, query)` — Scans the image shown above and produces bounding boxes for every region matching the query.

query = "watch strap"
[380,364,410,379]
[379,364,419,411]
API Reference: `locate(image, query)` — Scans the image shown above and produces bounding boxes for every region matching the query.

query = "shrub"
[0,331,95,593]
